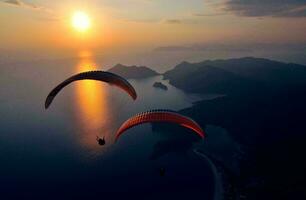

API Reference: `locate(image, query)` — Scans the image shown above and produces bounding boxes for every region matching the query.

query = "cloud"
[154,43,306,53]
[3,0,21,5]
[122,18,185,24]
[163,19,182,24]
[193,12,228,17]
[35,16,60,22]
[223,0,306,17]
[1,0,52,13]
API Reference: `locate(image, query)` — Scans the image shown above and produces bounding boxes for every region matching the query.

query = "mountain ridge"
[163,57,306,94]
[152,57,306,199]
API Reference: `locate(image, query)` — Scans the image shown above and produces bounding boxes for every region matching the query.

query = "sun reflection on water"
[74,51,113,152]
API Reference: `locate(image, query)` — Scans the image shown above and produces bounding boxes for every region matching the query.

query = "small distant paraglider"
[115,109,205,142]
[45,71,137,109]
[96,136,106,146]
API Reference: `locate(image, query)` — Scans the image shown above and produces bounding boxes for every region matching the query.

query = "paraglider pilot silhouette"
[96,136,106,146]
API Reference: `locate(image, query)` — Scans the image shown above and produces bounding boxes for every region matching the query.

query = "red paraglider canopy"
[115,109,205,142]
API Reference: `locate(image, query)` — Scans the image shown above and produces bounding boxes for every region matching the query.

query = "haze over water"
[0,52,217,199]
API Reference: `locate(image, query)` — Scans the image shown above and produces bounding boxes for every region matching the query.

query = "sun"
[72,11,91,32]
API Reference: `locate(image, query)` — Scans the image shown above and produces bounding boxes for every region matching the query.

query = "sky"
[0,0,306,67]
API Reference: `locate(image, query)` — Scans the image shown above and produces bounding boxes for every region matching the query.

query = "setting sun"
[72,11,91,32]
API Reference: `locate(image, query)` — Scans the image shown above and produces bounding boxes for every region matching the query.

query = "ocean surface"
[0,55,224,199]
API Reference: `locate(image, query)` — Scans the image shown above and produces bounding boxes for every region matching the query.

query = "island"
[153,82,168,90]
[108,64,159,79]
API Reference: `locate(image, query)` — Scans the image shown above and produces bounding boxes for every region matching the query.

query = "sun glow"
[72,11,91,32]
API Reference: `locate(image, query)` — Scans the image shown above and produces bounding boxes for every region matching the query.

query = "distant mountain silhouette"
[153,57,306,199]
[108,64,159,79]
[164,57,306,93]
[164,61,260,94]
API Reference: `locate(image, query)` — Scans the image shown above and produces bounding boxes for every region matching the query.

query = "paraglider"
[45,71,137,109]
[96,136,106,146]
[115,109,205,142]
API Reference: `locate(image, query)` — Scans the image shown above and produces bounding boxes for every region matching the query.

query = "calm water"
[0,54,216,199]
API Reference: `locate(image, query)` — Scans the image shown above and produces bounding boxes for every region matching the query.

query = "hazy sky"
[1,0,306,65]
